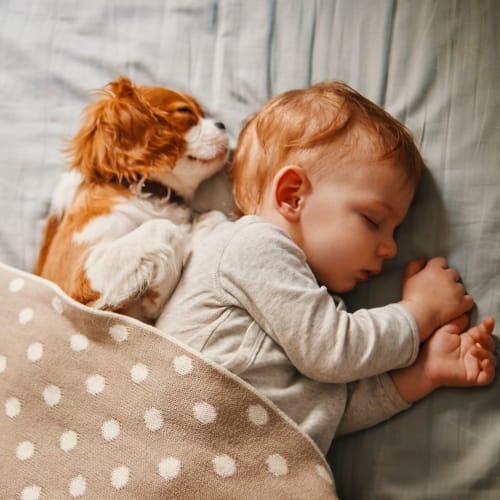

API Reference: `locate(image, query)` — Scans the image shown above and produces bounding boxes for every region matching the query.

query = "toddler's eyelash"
[363,214,380,229]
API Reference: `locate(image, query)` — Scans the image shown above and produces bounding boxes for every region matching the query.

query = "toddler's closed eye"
[362,214,380,229]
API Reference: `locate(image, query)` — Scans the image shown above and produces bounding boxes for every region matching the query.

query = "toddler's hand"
[390,315,497,403]
[419,315,496,389]
[400,257,474,341]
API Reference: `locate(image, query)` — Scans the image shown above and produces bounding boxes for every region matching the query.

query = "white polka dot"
[51,296,64,314]
[248,404,269,426]
[86,374,106,395]
[69,475,86,497]
[16,441,34,460]
[212,455,236,478]
[6,397,21,417]
[193,402,217,424]
[9,277,25,292]
[315,464,333,483]
[144,407,164,431]
[20,485,41,500]
[60,430,78,452]
[0,355,6,374]
[266,454,288,476]
[111,466,130,489]
[109,324,129,343]
[43,384,61,407]
[70,333,89,352]
[130,363,148,384]
[101,419,120,441]
[158,457,181,481]
[173,355,193,375]
[19,308,34,325]
[27,342,44,362]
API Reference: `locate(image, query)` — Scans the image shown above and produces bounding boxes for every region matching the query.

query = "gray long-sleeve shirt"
[156,215,419,453]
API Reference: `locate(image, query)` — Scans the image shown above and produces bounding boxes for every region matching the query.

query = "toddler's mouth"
[359,269,381,281]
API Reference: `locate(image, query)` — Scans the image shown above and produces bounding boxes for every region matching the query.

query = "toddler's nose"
[377,238,398,259]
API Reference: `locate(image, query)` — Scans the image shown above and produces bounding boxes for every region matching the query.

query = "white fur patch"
[186,119,228,160]
[85,219,188,315]
[73,212,128,245]
[151,118,229,200]
[51,170,83,219]
[73,196,191,245]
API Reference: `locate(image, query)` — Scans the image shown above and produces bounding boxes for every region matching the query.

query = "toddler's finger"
[445,267,461,282]
[479,337,496,353]
[470,344,497,365]
[428,256,448,269]
[477,358,496,386]
[482,316,496,333]
[477,334,496,353]
[443,314,469,333]
[403,258,426,282]
[470,317,496,346]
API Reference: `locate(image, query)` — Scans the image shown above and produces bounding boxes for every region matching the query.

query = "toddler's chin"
[326,280,356,295]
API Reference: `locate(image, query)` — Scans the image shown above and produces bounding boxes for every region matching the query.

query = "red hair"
[231,81,424,214]
[65,76,202,185]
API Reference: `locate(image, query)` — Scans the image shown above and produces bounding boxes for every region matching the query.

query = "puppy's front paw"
[86,219,188,313]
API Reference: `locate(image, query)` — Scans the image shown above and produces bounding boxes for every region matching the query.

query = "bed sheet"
[0,1,499,498]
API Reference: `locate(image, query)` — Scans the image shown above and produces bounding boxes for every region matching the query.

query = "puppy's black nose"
[214,121,226,130]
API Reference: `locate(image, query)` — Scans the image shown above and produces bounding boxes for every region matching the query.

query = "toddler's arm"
[390,316,497,403]
[400,257,474,341]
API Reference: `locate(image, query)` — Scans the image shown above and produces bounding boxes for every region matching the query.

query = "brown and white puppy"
[35,76,229,322]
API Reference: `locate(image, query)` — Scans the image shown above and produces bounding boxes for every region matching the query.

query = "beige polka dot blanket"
[0,263,336,499]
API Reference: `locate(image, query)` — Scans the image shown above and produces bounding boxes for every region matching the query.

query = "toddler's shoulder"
[225,216,297,253]
[218,216,306,273]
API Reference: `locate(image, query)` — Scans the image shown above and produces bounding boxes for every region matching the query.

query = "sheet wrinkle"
[267,0,277,97]
[376,0,395,109]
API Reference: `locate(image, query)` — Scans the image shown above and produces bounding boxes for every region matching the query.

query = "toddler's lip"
[359,271,370,281]
[359,269,381,280]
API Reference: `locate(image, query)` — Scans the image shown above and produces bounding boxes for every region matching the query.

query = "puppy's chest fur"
[72,181,192,246]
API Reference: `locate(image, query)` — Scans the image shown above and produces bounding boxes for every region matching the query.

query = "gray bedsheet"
[1,1,499,498]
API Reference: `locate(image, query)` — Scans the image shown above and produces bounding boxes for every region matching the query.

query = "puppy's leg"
[85,219,188,319]
[35,214,61,275]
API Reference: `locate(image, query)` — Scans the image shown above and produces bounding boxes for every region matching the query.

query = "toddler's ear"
[273,165,310,221]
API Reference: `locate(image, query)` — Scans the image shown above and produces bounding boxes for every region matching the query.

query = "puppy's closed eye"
[176,107,194,114]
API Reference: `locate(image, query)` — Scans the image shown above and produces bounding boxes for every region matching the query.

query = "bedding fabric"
[0,1,499,498]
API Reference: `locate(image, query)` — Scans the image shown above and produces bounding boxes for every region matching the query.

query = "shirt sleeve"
[335,373,411,437]
[217,220,420,383]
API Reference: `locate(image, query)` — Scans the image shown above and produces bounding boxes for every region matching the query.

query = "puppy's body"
[35,77,229,322]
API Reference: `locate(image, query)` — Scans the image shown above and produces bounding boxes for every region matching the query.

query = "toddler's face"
[296,159,414,293]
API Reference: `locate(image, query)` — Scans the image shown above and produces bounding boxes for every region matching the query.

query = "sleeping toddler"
[156,81,496,491]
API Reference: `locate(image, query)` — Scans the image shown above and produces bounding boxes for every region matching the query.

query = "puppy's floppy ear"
[65,76,185,184]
